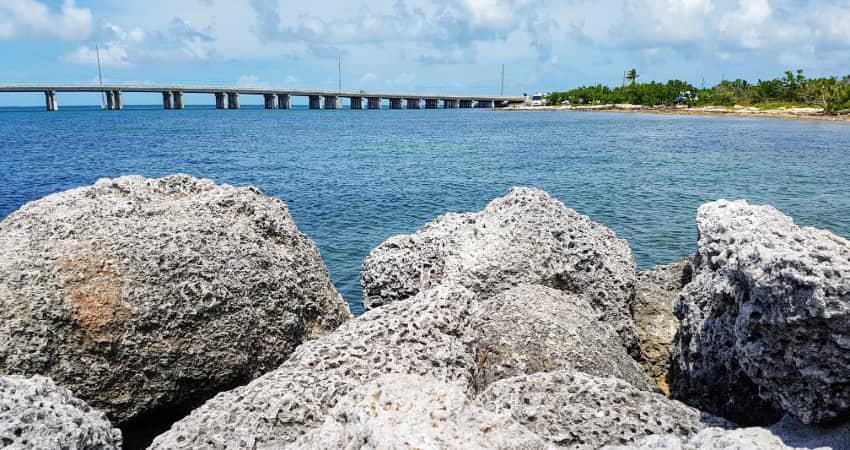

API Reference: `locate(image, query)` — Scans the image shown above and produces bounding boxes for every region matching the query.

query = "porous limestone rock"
[670,200,850,425]
[0,174,351,424]
[634,257,693,392]
[361,186,640,354]
[602,427,795,450]
[469,284,653,391]
[289,374,547,450]
[476,370,707,449]
[149,283,477,449]
[0,375,122,449]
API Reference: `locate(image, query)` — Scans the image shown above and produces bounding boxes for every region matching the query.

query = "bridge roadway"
[0,84,525,111]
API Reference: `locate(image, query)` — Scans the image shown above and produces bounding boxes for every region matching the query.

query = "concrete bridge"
[0,84,525,111]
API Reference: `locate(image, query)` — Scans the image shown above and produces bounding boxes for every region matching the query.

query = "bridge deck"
[0,84,524,102]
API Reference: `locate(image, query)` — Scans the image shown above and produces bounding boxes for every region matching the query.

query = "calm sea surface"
[2,105,849,314]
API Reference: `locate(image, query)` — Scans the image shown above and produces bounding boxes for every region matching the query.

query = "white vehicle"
[527,93,546,107]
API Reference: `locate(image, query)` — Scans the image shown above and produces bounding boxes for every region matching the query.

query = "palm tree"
[626,68,639,86]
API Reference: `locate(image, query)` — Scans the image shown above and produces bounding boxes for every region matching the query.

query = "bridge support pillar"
[406,98,421,109]
[350,97,364,110]
[277,94,291,109]
[476,100,494,108]
[162,92,173,109]
[459,99,473,108]
[172,91,184,109]
[215,92,226,109]
[367,97,382,110]
[324,96,339,110]
[443,99,459,109]
[264,94,276,109]
[105,91,115,110]
[113,91,123,110]
[227,92,240,109]
[44,90,58,111]
[309,95,323,109]
[389,98,403,109]
[425,99,439,109]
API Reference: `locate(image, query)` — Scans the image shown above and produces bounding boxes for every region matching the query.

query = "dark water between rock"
[2,105,849,315]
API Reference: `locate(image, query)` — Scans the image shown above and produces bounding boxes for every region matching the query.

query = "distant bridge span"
[0,84,526,111]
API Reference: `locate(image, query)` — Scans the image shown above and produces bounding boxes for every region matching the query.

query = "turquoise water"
[1,105,849,314]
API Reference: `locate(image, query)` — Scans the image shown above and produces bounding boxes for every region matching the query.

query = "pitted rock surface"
[361,186,640,354]
[634,257,693,392]
[469,284,653,391]
[149,283,477,449]
[0,174,351,424]
[670,200,850,425]
[602,427,796,450]
[476,370,706,449]
[0,375,122,449]
[290,374,547,450]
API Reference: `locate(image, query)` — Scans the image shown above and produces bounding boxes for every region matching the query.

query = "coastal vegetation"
[546,70,850,114]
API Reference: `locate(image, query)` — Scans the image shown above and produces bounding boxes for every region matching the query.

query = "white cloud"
[61,42,130,67]
[718,0,772,48]
[359,72,377,82]
[236,74,267,87]
[0,0,92,40]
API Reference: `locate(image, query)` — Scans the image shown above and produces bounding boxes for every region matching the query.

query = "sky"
[1,0,849,105]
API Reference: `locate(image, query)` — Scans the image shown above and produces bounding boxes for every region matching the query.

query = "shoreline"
[499,105,850,122]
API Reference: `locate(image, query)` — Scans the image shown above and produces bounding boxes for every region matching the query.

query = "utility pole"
[338,56,342,92]
[500,64,505,96]
[622,71,626,88]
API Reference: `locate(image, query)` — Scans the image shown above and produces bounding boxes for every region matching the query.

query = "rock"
[0,375,122,449]
[289,374,547,450]
[670,200,850,424]
[361,186,640,354]
[476,369,707,449]
[769,414,850,450]
[602,427,796,450]
[0,174,351,425]
[149,282,477,449]
[469,284,653,392]
[634,257,693,392]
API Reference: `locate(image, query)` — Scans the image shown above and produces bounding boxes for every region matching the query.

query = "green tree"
[626,69,639,86]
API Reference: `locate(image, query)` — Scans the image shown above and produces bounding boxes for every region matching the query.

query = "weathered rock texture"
[0,375,122,449]
[290,374,547,450]
[361,186,640,354]
[670,200,850,425]
[0,174,351,424]
[476,370,707,449]
[634,257,693,392]
[469,284,653,391]
[602,427,796,450]
[150,283,477,449]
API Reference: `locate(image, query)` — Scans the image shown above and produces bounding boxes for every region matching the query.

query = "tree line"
[545,70,850,114]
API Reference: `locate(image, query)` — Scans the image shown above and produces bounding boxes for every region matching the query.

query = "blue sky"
[1,0,849,105]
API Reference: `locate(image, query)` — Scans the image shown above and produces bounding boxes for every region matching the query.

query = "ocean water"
[1,105,849,315]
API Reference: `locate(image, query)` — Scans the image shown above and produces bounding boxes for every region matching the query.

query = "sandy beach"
[500,104,850,122]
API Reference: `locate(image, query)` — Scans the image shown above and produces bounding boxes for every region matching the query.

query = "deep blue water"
[2,105,849,314]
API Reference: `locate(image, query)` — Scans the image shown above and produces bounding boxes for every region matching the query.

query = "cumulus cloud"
[0,0,92,40]
[61,18,216,67]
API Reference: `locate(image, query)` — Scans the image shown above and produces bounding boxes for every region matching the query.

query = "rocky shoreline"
[1,174,849,449]
[500,104,850,122]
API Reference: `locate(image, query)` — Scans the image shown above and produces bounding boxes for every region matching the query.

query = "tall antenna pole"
[500,64,505,96]
[96,44,105,108]
[338,56,342,92]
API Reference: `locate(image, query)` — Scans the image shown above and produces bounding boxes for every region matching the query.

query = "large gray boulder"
[361,187,640,354]
[150,282,477,449]
[0,375,122,449]
[469,284,653,391]
[0,174,351,424]
[634,257,693,392]
[476,370,708,449]
[670,200,850,425]
[602,427,796,450]
[290,374,547,450]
